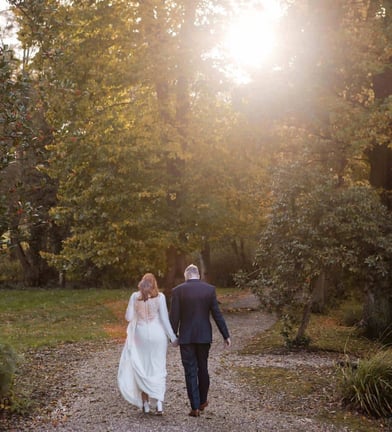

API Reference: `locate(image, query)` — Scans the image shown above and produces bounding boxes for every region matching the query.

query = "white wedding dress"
[117,292,177,408]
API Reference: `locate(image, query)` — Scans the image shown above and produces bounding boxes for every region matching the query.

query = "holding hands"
[171,338,179,347]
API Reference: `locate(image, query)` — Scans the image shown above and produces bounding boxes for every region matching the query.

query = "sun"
[222,1,284,80]
[225,12,276,68]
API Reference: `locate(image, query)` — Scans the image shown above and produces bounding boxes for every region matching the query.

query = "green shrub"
[0,253,23,284]
[337,300,363,327]
[340,349,392,418]
[280,313,311,349]
[0,343,17,399]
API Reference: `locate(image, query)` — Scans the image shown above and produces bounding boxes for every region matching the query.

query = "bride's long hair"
[137,273,159,301]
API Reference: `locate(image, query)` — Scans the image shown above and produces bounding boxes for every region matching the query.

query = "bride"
[117,273,177,415]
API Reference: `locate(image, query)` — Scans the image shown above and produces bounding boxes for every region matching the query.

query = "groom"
[170,264,231,417]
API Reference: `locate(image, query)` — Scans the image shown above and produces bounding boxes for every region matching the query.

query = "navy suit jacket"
[169,279,230,344]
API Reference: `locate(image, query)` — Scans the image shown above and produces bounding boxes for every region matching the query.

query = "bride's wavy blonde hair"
[137,273,159,301]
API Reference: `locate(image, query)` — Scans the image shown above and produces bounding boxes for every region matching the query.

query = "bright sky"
[0,0,18,48]
[222,0,284,82]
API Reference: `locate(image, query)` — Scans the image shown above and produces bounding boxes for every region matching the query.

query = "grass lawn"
[241,313,380,357]
[0,288,132,350]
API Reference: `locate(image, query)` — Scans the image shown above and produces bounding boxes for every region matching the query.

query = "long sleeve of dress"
[158,293,177,343]
[125,292,136,322]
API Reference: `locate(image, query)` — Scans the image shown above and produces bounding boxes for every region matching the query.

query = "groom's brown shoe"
[200,401,208,411]
[188,409,200,417]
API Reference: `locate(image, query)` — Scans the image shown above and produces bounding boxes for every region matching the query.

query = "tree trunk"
[12,238,40,286]
[163,245,186,304]
[363,284,392,340]
[199,240,211,282]
[367,143,392,189]
[240,238,248,268]
[231,239,239,258]
[59,271,66,288]
[311,271,326,313]
[296,298,313,342]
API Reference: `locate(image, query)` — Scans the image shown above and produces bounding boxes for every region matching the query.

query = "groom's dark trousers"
[180,343,210,410]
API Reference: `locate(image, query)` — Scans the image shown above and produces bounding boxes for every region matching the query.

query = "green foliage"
[340,349,392,418]
[12,0,264,286]
[335,297,364,327]
[280,314,311,349]
[5,0,392,301]
[0,251,23,284]
[247,163,392,343]
[0,41,59,286]
[0,343,17,399]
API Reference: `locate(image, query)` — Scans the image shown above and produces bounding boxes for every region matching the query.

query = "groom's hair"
[184,264,200,281]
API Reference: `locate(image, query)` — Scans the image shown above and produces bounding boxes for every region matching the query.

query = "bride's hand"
[171,338,179,347]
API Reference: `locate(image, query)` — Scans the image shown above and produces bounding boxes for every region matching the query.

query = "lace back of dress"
[135,296,160,323]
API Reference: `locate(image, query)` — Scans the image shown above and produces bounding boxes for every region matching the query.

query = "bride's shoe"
[156,400,163,416]
[142,401,150,414]
[141,391,150,414]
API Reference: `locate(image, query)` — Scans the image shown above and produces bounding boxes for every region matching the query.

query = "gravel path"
[5,296,353,432]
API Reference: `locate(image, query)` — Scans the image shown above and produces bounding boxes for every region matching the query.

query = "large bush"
[248,164,392,344]
[340,349,392,418]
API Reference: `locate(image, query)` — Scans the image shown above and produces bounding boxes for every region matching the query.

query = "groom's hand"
[224,338,231,348]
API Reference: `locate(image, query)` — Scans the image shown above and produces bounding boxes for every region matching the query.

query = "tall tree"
[11,0,264,290]
[0,41,58,286]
